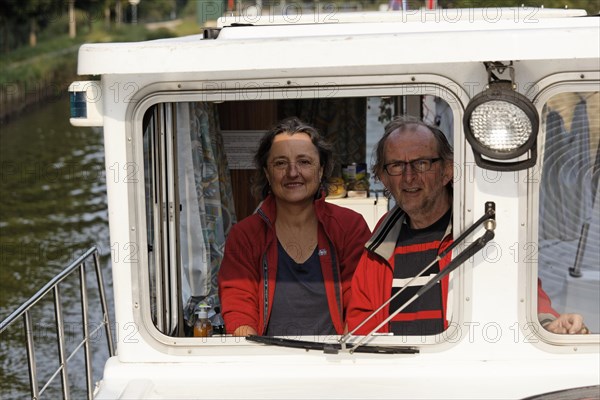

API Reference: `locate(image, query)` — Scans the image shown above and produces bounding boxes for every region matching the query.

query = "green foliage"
[0,0,66,52]
[146,27,178,40]
[0,3,194,119]
[438,0,598,14]
[138,0,178,22]
[378,98,394,125]
[171,17,204,36]
[0,0,195,53]
[0,36,81,66]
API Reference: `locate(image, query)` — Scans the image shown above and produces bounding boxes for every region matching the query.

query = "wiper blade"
[248,202,495,355]
[340,201,497,354]
[246,335,419,354]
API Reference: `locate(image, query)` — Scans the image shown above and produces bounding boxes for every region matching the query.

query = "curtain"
[177,102,237,322]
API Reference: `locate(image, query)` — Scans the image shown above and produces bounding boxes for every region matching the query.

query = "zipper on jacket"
[262,253,269,334]
[257,208,274,335]
[327,239,343,323]
[367,207,404,252]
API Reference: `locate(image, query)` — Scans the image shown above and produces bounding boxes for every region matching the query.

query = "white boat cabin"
[68,7,599,399]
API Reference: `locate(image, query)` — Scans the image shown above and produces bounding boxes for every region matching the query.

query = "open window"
[140,89,457,340]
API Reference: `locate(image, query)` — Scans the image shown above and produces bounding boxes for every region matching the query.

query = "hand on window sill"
[543,313,590,334]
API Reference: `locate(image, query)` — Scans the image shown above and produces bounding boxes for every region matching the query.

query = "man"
[346,116,588,336]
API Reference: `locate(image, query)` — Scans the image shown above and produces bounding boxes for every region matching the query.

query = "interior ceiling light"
[463,61,539,171]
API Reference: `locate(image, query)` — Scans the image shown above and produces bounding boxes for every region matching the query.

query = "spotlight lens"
[469,100,532,152]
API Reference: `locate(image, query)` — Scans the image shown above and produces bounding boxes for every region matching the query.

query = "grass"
[171,17,205,36]
[0,17,200,119]
[0,15,202,80]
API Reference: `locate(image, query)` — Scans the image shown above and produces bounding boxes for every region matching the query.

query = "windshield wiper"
[339,201,496,353]
[245,335,419,354]
[245,202,496,355]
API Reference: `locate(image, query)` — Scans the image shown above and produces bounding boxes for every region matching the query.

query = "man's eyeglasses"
[383,158,442,176]
[270,159,318,171]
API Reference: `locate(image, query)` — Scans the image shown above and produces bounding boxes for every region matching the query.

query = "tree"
[75,0,108,33]
[0,0,64,50]
[23,0,63,47]
[69,0,76,38]
[0,1,22,52]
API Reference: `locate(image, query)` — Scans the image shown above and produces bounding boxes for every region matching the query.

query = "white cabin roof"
[76,9,598,76]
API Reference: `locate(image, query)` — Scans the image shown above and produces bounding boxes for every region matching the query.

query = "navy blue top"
[389,209,451,336]
[265,242,336,338]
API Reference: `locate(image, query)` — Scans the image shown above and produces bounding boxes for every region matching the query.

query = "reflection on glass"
[539,91,600,334]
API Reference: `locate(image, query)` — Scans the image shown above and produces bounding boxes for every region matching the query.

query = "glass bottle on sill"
[194,304,213,337]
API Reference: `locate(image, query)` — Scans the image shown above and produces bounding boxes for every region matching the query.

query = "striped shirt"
[389,210,451,336]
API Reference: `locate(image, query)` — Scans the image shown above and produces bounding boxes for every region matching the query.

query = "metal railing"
[0,247,115,400]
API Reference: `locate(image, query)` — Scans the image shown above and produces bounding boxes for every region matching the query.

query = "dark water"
[0,97,113,399]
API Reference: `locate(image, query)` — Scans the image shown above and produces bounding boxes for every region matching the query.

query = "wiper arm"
[246,202,495,356]
[246,335,419,354]
[340,201,496,354]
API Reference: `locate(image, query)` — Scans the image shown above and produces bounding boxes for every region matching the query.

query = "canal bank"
[0,45,80,122]
[0,20,192,123]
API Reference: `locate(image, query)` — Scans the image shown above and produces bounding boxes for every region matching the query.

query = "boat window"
[141,93,456,340]
[143,104,183,336]
[538,90,600,335]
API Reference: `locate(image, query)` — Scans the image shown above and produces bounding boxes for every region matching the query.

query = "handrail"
[0,246,115,400]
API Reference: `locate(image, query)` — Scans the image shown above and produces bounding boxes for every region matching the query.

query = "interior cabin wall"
[218,101,277,220]
[217,97,370,221]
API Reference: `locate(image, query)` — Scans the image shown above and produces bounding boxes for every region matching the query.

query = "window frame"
[127,76,472,354]
[523,71,600,347]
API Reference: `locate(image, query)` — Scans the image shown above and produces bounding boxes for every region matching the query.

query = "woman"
[218,117,371,337]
